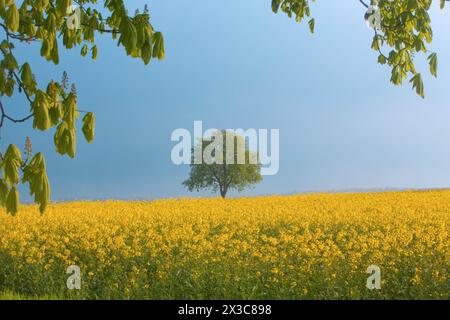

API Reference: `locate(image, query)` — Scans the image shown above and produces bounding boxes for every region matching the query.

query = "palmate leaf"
[91,45,98,60]
[54,121,77,158]
[308,18,315,33]
[428,53,438,78]
[5,3,19,32]
[62,92,78,126]
[20,63,34,89]
[22,152,50,214]
[3,144,22,187]
[56,0,72,16]
[152,32,164,60]
[271,0,446,98]
[31,90,51,131]
[82,112,95,143]
[81,44,89,57]
[141,41,152,65]
[1,53,18,71]
[0,179,8,206]
[6,186,19,215]
[119,17,138,55]
[410,73,424,98]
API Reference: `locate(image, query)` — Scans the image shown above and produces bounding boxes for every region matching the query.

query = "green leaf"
[377,55,386,65]
[45,12,57,31]
[82,112,95,143]
[6,186,19,215]
[308,18,315,33]
[62,93,78,126]
[141,42,152,65]
[20,63,34,89]
[5,76,15,96]
[0,68,6,94]
[271,0,281,13]
[440,0,445,9]
[31,90,51,131]
[51,39,59,65]
[3,144,22,187]
[152,32,164,60]
[371,35,382,51]
[414,38,424,52]
[81,44,89,57]
[56,0,72,16]
[6,3,19,32]
[40,38,51,59]
[22,153,50,214]
[1,53,18,71]
[54,122,76,158]
[91,45,98,60]
[48,105,61,126]
[119,17,138,55]
[0,179,8,207]
[427,53,438,77]
[390,66,402,86]
[410,73,424,98]
[54,122,69,155]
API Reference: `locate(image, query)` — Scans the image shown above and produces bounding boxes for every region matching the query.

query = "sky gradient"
[5,0,450,201]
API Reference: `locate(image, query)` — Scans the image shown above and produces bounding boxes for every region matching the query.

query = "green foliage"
[272,0,446,98]
[20,62,35,91]
[0,179,8,206]
[5,185,18,215]
[82,112,95,143]
[183,131,263,198]
[6,3,19,32]
[22,152,50,213]
[152,31,164,60]
[272,0,314,25]
[0,142,51,215]
[0,1,164,214]
[410,73,424,98]
[31,90,51,131]
[3,144,21,187]
[2,151,20,214]
[308,18,315,33]
[427,52,438,77]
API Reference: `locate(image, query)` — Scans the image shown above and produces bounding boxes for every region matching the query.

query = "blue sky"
[5,0,450,200]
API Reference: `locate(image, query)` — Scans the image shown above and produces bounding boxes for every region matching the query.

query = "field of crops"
[0,190,448,299]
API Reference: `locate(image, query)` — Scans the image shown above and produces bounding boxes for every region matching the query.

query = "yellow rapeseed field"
[0,190,448,299]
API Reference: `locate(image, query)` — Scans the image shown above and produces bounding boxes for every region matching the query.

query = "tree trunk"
[220,187,227,198]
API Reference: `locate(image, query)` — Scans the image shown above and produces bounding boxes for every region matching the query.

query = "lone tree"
[0,0,447,214]
[183,131,262,198]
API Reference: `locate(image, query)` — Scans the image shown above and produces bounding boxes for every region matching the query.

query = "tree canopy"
[0,0,164,215]
[183,131,262,198]
[273,0,446,98]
